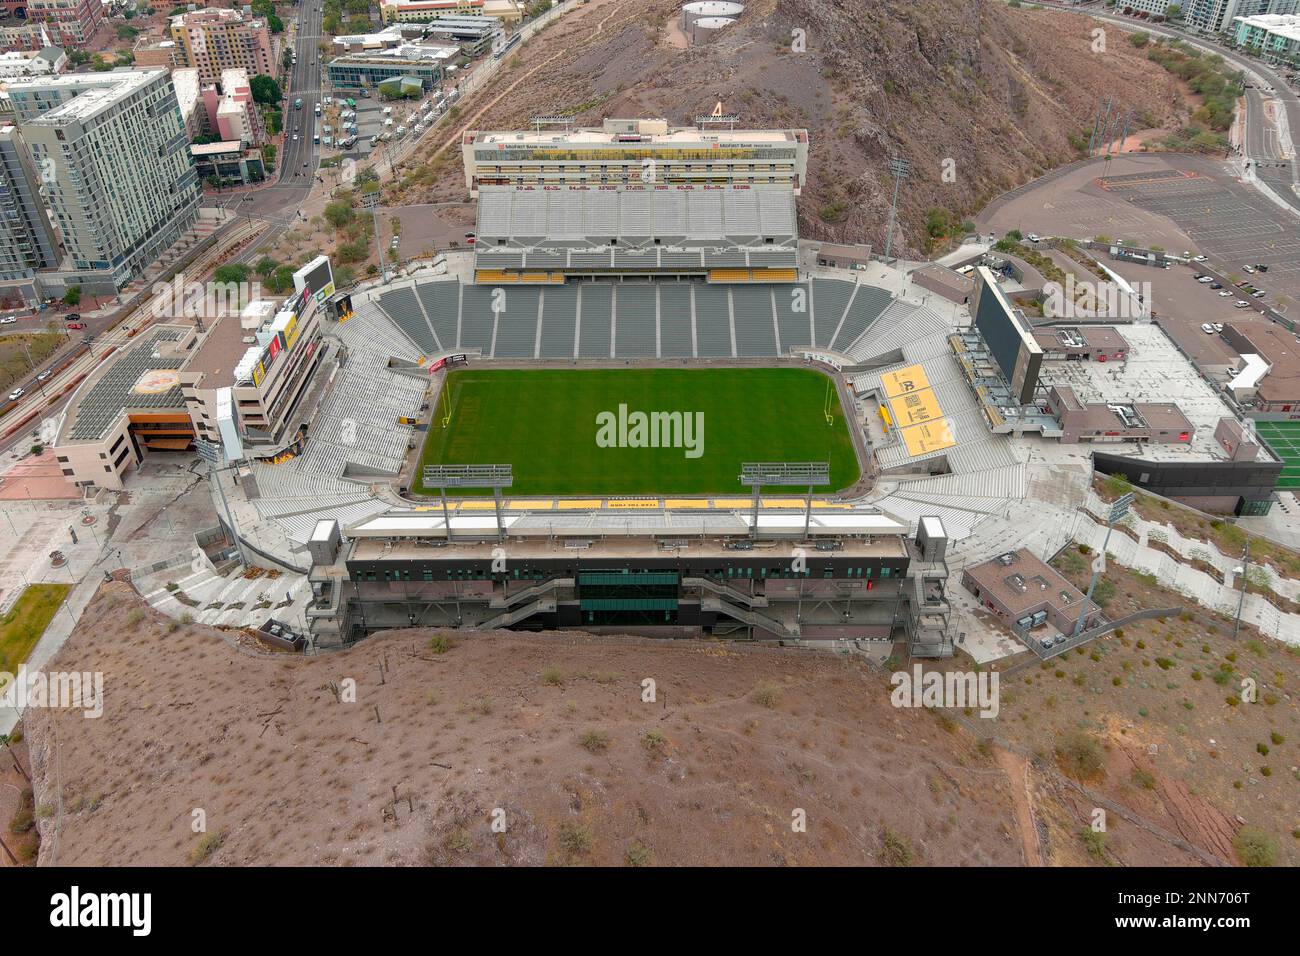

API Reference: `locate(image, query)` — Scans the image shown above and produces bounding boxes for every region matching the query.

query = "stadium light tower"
[422,464,514,542]
[884,156,911,261]
[740,462,831,540]
[360,186,386,283]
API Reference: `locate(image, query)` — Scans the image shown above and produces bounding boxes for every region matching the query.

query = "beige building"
[169,7,274,86]
[53,271,332,491]
[381,0,523,24]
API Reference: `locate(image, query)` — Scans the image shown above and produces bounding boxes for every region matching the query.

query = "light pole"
[1075,492,1132,638]
[884,156,911,261]
[1233,539,1251,641]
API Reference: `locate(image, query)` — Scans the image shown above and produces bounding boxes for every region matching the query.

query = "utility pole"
[884,156,911,261]
[1233,539,1251,640]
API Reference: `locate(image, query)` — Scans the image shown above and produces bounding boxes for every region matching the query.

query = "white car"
[1201,323,1217,334]
[1235,300,1251,308]
[1194,255,1208,262]
[1027,233,1042,243]
[7,387,23,400]
[1196,276,1214,283]
[37,370,51,381]
[1213,323,1224,333]
[1243,264,1256,274]
[0,316,16,324]
[1218,290,1233,297]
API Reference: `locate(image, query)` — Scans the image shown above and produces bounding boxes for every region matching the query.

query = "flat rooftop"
[468,127,804,147]
[1223,319,1300,405]
[964,548,1093,620]
[184,312,250,388]
[62,326,191,443]
[17,69,166,124]
[1037,322,1258,461]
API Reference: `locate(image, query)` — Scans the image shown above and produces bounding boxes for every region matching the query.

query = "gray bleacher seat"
[578,283,612,357]
[693,284,732,357]
[731,285,777,356]
[775,282,812,351]
[415,280,458,352]
[492,288,541,358]
[832,285,893,353]
[614,285,656,357]
[540,285,577,357]
[377,287,436,353]
[659,284,693,357]
[811,278,852,348]
[459,284,498,351]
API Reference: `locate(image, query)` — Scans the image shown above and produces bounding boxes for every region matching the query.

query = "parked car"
[66,322,84,330]
[1201,323,1217,333]
[1027,233,1042,243]
[1235,300,1251,308]
[1210,282,1223,289]
[1196,276,1214,284]
[1257,263,1269,272]
[1252,289,1266,298]
[1218,290,1233,297]
[1243,264,1257,274]
[1213,323,1224,333]
[7,387,23,401]
[1194,254,1208,262]
[37,370,51,381]
[0,316,16,324]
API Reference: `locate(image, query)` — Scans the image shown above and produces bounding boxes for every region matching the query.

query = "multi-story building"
[380,0,523,25]
[1120,0,1178,17]
[204,68,267,148]
[0,23,51,54]
[0,124,60,281]
[52,259,335,490]
[1186,0,1299,33]
[172,67,203,140]
[461,118,811,197]
[1233,11,1300,57]
[169,7,274,86]
[7,68,201,291]
[326,41,455,90]
[0,46,67,79]
[27,0,103,48]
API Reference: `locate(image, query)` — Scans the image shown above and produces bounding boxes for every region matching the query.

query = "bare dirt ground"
[19,572,1291,866]
[984,557,1300,867]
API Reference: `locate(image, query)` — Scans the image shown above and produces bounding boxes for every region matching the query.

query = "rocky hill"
[397,0,1187,256]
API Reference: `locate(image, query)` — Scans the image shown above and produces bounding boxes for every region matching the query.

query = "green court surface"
[1252,420,1300,489]
[416,367,860,497]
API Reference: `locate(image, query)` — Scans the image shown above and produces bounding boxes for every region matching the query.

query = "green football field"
[415,368,860,497]
[1252,420,1300,489]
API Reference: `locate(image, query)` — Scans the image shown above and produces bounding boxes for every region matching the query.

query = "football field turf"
[416,368,861,497]
[1252,420,1300,489]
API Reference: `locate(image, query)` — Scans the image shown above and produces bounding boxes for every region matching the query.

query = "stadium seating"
[539,285,578,358]
[492,288,541,358]
[811,278,852,348]
[774,282,813,352]
[693,285,732,357]
[731,285,778,356]
[459,285,497,351]
[613,285,657,357]
[416,280,458,352]
[831,284,893,353]
[578,284,613,357]
[375,287,437,354]
[659,284,693,358]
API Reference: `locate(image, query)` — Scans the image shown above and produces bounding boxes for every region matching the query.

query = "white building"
[0,47,67,80]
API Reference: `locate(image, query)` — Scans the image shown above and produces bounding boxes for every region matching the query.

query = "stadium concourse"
[214,249,1032,575]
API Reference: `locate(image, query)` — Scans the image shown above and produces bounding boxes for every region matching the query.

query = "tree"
[255,256,278,278]
[267,13,284,34]
[250,75,282,106]
[214,264,251,285]
[63,286,81,307]
[324,200,355,228]
[261,143,277,173]
[265,265,296,294]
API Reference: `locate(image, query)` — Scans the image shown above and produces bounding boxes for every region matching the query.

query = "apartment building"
[169,7,274,86]
[0,124,60,280]
[203,68,267,148]
[1186,0,1299,33]
[27,0,103,48]
[7,68,202,291]
[461,118,811,197]
[0,46,67,79]
[1233,11,1300,56]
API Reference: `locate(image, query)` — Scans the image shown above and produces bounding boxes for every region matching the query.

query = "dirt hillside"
[394,0,1186,255]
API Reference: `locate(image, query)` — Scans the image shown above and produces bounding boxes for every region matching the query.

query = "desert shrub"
[1234,827,1277,867]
